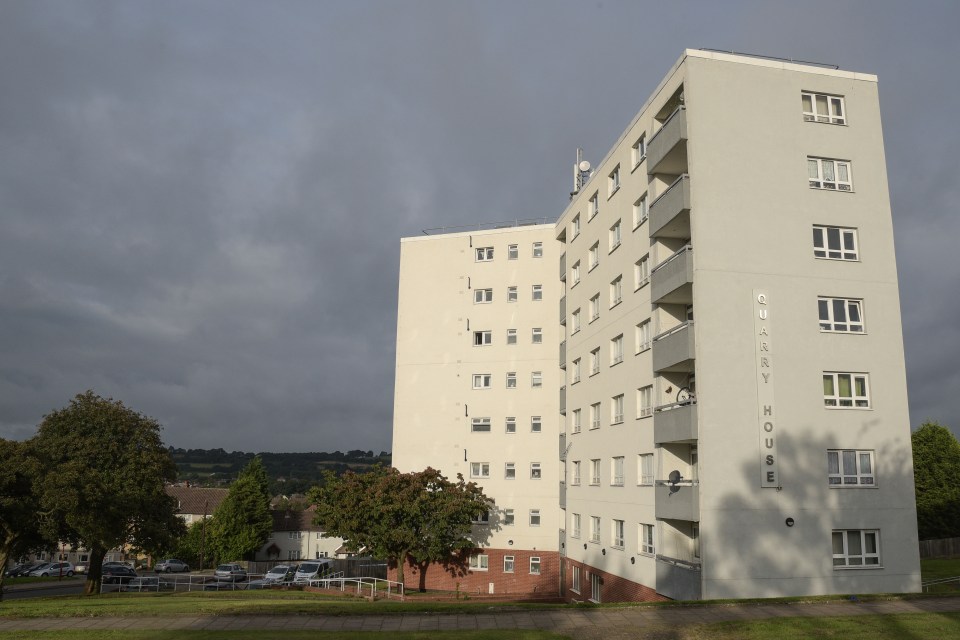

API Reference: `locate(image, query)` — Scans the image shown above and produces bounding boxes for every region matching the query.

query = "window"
[823,372,870,408]
[611,456,624,486]
[532,327,543,343]
[530,462,542,479]
[635,255,650,289]
[590,348,600,375]
[572,308,581,333]
[471,417,491,433]
[504,508,515,525]
[833,530,880,567]
[531,371,543,388]
[590,402,601,429]
[612,519,625,548]
[589,243,600,271]
[475,247,494,262]
[610,334,624,365]
[503,555,515,573]
[571,214,581,239]
[571,261,581,286]
[638,454,654,485]
[571,460,581,485]
[828,449,875,486]
[610,276,622,307]
[572,358,581,384]
[529,509,541,526]
[609,219,622,252]
[473,330,492,346]
[531,416,542,433]
[474,289,493,304]
[473,374,492,389]
[533,242,543,258]
[638,386,653,418]
[469,554,489,571]
[571,513,581,538]
[636,320,651,353]
[608,165,621,197]
[572,409,582,434]
[819,297,864,333]
[571,565,581,592]
[802,92,845,125]
[506,329,517,345]
[532,284,543,301]
[808,157,852,191]
[632,134,646,167]
[639,523,655,555]
[506,372,517,389]
[813,225,859,261]
[505,416,516,433]
[589,295,600,322]
[633,194,648,228]
[289,531,303,539]
[504,462,516,479]
[529,556,541,575]
[472,511,490,524]
[470,462,490,478]
[288,550,301,560]
[507,244,519,260]
[589,192,599,220]
[590,516,601,543]
[590,459,601,485]
[590,572,601,602]
[611,394,624,425]
[507,286,518,302]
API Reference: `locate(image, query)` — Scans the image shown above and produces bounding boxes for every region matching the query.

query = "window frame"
[589,294,600,323]
[609,219,622,252]
[571,261,581,286]
[571,214,581,240]
[470,462,490,479]
[506,328,517,345]
[506,372,517,389]
[632,134,646,168]
[474,289,493,304]
[818,297,864,333]
[639,523,655,555]
[532,284,543,301]
[505,416,516,433]
[590,402,601,429]
[590,459,601,486]
[610,276,623,308]
[633,194,649,229]
[611,456,624,486]
[611,394,624,425]
[471,417,491,433]
[531,416,542,433]
[532,327,543,344]
[610,334,624,366]
[572,358,581,384]
[507,244,519,260]
[808,156,853,191]
[532,241,543,258]
[635,255,650,290]
[638,453,654,486]
[636,320,651,353]
[612,519,625,548]
[589,348,600,376]
[472,374,492,390]
[589,242,600,271]
[589,192,599,220]
[590,516,601,543]
[529,556,541,575]
[823,372,870,408]
[504,462,516,479]
[813,225,859,261]
[468,554,489,571]
[828,449,876,487]
[529,508,541,527]
[571,460,581,485]
[608,164,621,198]
[833,529,881,568]
[637,386,653,418]
[503,508,515,526]
[530,462,542,479]
[531,371,543,388]
[572,409,582,434]
[503,555,515,573]
[571,308,581,334]
[802,91,846,125]
[475,247,494,262]
[473,330,492,346]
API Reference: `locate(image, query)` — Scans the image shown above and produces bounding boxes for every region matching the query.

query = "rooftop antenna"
[570,148,592,200]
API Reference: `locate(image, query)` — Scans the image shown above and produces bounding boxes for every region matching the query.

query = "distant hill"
[168,447,391,494]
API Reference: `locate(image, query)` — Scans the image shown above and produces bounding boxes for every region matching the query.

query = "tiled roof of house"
[271,507,322,532]
[165,485,229,517]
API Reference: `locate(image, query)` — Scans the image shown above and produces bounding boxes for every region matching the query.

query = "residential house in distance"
[393,49,921,602]
[166,484,228,525]
[256,508,344,562]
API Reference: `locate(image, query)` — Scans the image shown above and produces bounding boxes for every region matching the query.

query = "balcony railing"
[649,174,691,239]
[655,556,701,600]
[651,244,693,305]
[655,479,700,521]
[559,251,567,281]
[560,295,567,325]
[647,106,688,175]
[654,400,698,443]
[559,385,566,416]
[652,321,695,373]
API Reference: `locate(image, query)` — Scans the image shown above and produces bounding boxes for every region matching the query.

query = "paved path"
[1,597,959,637]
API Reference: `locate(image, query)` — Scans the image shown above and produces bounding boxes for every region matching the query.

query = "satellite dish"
[578,160,591,172]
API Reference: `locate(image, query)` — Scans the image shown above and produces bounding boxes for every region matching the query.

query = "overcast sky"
[1,0,957,453]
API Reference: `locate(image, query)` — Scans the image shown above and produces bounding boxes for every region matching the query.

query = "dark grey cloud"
[1,0,957,452]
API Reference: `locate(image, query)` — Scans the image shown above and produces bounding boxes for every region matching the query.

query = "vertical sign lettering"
[754,290,778,488]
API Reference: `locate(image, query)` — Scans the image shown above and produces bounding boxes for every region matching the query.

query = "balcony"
[559,433,567,460]
[649,174,691,239]
[559,385,566,415]
[651,245,693,304]
[655,557,701,600]
[652,321,695,373]
[560,295,567,325]
[559,340,566,368]
[647,106,687,176]
[559,251,567,281]
[655,480,699,521]
[559,481,566,509]
[654,401,698,444]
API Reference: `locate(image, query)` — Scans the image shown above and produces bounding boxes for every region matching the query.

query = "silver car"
[213,563,247,582]
[31,562,74,577]
[154,558,189,573]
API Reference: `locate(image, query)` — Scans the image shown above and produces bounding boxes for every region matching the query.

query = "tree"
[308,466,492,590]
[32,391,185,595]
[0,439,50,601]
[208,457,273,562]
[912,421,960,540]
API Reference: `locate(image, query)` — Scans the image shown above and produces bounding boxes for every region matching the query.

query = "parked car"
[4,562,39,577]
[247,564,295,589]
[31,562,75,577]
[214,563,247,582]
[154,558,190,573]
[102,565,138,584]
[121,576,173,592]
[293,560,333,584]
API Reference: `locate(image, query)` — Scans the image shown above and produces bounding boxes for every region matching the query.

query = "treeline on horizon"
[168,447,391,495]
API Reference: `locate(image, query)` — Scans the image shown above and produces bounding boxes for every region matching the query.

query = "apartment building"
[393,49,921,601]
[392,223,561,594]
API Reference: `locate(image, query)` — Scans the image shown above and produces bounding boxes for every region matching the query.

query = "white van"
[293,559,334,584]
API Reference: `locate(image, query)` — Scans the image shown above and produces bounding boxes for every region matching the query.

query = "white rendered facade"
[393,50,920,601]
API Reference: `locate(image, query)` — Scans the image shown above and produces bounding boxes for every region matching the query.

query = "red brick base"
[562,558,667,603]
[387,549,560,596]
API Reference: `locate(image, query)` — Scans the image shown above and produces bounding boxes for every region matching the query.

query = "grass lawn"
[1,633,566,640]
[920,557,960,593]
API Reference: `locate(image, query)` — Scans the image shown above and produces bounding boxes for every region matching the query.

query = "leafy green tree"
[169,520,207,570]
[32,391,185,595]
[0,438,51,601]
[912,421,960,540]
[208,457,273,562]
[308,466,492,590]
